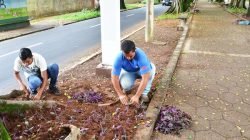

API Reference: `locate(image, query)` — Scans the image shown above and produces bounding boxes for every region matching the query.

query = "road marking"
[126,14,134,17]
[183,38,250,57]
[183,50,250,58]
[0,42,43,58]
[90,24,101,28]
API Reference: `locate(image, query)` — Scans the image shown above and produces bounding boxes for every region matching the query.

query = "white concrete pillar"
[100,0,120,66]
[145,0,154,42]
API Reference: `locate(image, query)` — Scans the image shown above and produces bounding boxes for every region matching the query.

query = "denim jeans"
[27,63,59,93]
[119,63,156,95]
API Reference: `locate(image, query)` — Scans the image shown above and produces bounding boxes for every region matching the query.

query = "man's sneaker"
[28,88,37,96]
[48,86,61,95]
[141,94,150,103]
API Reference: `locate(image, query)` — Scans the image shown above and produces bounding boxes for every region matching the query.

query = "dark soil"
[2,19,181,140]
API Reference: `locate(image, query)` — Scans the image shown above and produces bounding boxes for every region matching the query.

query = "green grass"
[157,13,179,20]
[227,7,247,14]
[126,3,145,10]
[0,8,28,20]
[54,9,100,22]
[141,0,161,4]
[0,101,30,114]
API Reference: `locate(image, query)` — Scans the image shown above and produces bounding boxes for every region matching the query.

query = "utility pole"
[145,0,154,42]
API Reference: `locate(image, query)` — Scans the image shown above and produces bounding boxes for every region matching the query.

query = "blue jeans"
[119,63,156,95]
[27,64,59,93]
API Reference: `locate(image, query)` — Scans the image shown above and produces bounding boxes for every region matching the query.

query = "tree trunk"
[120,0,126,9]
[247,3,250,16]
[175,0,180,14]
[94,0,100,10]
[239,0,246,8]
[236,0,240,7]
[230,0,235,6]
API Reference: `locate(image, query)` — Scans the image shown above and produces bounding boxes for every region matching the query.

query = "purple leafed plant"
[155,105,192,135]
[72,90,103,103]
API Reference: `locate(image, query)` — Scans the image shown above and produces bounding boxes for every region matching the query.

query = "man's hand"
[119,94,129,105]
[33,89,43,100]
[130,95,140,105]
[20,84,29,95]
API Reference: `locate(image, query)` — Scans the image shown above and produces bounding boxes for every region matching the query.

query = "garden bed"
[2,19,181,139]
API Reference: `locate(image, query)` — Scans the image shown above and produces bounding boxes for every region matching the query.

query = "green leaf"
[0,121,11,140]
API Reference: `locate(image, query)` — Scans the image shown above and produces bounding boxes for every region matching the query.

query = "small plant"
[72,90,103,103]
[155,105,192,135]
[0,121,11,140]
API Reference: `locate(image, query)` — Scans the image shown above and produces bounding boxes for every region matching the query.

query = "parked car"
[162,0,172,6]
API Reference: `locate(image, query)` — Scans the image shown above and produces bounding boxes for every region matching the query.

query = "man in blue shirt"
[111,40,156,105]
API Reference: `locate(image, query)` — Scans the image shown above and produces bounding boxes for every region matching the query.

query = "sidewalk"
[153,0,250,139]
[0,16,74,41]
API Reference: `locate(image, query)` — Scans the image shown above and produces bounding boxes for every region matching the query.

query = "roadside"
[0,3,145,42]
[2,17,182,139]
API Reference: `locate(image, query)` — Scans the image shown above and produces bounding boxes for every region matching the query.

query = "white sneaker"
[141,94,149,102]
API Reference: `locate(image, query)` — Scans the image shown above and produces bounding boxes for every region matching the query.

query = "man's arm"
[111,75,128,105]
[14,71,29,95]
[34,70,48,100]
[131,72,150,104]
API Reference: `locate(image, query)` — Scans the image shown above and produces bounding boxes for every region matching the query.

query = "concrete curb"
[133,12,195,140]
[0,26,54,42]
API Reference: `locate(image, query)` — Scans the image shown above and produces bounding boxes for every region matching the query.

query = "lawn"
[125,3,145,10]
[54,9,100,22]
[157,13,179,20]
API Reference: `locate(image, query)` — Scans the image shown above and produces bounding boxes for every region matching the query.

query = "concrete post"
[96,0,120,77]
[145,0,154,42]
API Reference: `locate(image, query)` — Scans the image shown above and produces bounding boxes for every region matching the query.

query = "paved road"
[0,5,169,95]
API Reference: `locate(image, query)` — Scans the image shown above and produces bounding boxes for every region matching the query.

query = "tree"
[120,0,126,9]
[230,0,235,7]
[247,2,250,17]
[94,0,100,10]
[241,0,246,9]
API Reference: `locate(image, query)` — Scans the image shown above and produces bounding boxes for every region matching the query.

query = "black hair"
[19,48,32,61]
[121,40,136,54]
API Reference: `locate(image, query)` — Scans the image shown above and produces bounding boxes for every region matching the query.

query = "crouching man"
[111,40,156,105]
[14,48,60,100]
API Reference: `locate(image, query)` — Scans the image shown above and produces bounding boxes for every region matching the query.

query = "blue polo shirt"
[112,48,152,76]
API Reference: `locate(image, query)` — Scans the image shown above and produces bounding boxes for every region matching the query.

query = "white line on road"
[183,50,250,58]
[0,42,43,58]
[90,24,101,28]
[126,14,134,17]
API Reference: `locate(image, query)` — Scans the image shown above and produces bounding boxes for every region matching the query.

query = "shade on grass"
[157,13,179,20]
